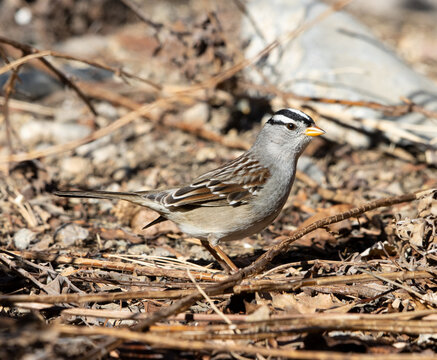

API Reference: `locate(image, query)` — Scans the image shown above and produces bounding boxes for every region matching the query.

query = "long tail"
[54,190,150,207]
[54,189,168,228]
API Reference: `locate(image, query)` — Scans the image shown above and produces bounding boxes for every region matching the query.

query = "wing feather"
[157,154,270,208]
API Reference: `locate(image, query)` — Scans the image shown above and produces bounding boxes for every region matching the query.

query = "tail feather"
[54,190,149,207]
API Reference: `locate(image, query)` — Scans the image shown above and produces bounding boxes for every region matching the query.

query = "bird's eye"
[286,123,295,130]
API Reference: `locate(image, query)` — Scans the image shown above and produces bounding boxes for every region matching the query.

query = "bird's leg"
[200,239,239,273]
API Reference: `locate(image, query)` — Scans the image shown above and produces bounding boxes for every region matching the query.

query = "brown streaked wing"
[162,155,270,208]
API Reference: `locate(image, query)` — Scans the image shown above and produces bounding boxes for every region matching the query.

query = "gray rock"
[296,156,325,185]
[55,34,109,59]
[128,244,152,255]
[60,156,91,176]
[91,143,118,165]
[76,136,111,156]
[242,0,437,149]
[55,223,89,247]
[182,103,210,124]
[19,120,91,146]
[13,229,36,250]
[0,69,61,100]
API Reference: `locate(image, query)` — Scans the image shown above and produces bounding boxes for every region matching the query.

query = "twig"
[0,36,161,90]
[187,269,232,325]
[234,270,434,294]
[359,269,437,307]
[12,250,228,282]
[58,324,437,360]
[0,99,164,163]
[0,253,58,295]
[0,96,56,116]
[119,0,163,30]
[240,81,437,120]
[0,288,198,305]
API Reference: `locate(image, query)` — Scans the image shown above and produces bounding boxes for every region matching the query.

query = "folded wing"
[147,154,270,208]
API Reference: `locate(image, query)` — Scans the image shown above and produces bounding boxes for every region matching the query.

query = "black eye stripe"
[266,119,297,129]
[267,119,284,126]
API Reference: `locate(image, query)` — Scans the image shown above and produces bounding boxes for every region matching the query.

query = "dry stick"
[0,99,163,163]
[0,249,85,295]
[58,324,437,360]
[240,81,437,120]
[0,289,196,304]
[0,254,58,295]
[85,189,435,359]
[119,0,163,30]
[1,269,431,305]
[234,270,434,294]
[0,50,52,76]
[359,269,437,307]
[0,38,96,115]
[12,250,227,282]
[0,36,161,90]
[2,63,20,161]
[0,96,56,116]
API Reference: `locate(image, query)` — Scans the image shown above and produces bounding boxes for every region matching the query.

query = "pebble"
[297,156,325,185]
[13,229,36,250]
[91,143,118,165]
[127,244,152,255]
[55,34,109,58]
[95,102,119,120]
[60,156,91,176]
[19,120,91,146]
[182,103,209,124]
[55,223,89,247]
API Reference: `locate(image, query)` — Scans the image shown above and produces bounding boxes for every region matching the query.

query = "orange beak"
[304,125,325,137]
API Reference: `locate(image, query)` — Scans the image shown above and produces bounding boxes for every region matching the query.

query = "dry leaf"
[296,204,355,247]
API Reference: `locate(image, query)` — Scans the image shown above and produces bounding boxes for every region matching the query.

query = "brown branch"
[10,250,227,282]
[233,270,434,294]
[0,36,161,90]
[0,289,198,304]
[2,269,431,305]
[0,99,164,163]
[239,81,437,120]
[0,253,58,295]
[58,324,437,360]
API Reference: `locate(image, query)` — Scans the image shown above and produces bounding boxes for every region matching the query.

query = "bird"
[55,108,325,272]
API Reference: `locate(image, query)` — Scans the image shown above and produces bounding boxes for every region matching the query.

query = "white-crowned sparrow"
[55,108,325,271]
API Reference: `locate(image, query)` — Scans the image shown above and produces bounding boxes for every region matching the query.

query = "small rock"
[128,244,152,255]
[31,234,53,251]
[196,147,216,162]
[182,103,209,124]
[61,156,91,176]
[54,98,83,123]
[13,229,36,250]
[19,120,91,146]
[55,223,89,247]
[95,102,119,120]
[56,34,109,58]
[297,156,325,185]
[91,144,118,165]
